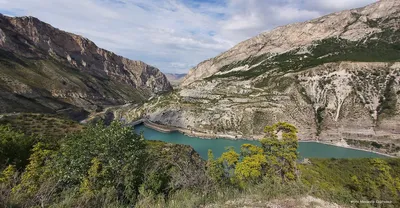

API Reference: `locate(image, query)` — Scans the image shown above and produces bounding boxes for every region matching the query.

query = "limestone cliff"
[115,0,400,155]
[182,0,400,86]
[0,14,172,119]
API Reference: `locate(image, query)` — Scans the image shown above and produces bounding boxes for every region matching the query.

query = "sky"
[0,0,376,74]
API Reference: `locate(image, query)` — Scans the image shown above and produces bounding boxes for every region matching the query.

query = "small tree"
[11,142,58,207]
[207,122,299,186]
[207,150,223,183]
[260,122,299,182]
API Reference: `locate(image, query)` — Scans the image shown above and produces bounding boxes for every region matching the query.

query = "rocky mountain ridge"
[0,14,172,119]
[115,0,400,155]
[182,0,399,85]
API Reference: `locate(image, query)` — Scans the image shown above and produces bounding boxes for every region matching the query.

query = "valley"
[1,0,400,207]
[109,0,400,157]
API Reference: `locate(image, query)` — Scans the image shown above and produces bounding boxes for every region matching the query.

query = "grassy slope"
[137,158,400,207]
[300,158,400,206]
[0,113,83,139]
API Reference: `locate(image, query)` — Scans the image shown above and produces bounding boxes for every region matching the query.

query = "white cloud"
[0,0,377,73]
[274,6,321,21]
[306,0,376,11]
[223,13,263,31]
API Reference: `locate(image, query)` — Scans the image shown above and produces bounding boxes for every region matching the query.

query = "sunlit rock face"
[0,14,172,116]
[182,0,400,86]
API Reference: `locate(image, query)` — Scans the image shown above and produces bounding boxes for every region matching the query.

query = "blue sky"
[0,0,376,73]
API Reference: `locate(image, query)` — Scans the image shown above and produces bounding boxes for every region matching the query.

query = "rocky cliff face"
[0,14,172,119]
[115,0,400,155]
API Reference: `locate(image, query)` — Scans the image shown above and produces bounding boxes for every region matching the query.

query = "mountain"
[165,73,187,87]
[115,0,400,155]
[0,14,172,119]
[181,0,400,86]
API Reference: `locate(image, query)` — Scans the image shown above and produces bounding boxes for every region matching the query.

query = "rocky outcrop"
[0,14,172,118]
[117,62,399,141]
[115,0,400,155]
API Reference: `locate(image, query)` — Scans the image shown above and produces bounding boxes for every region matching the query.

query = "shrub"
[10,122,147,206]
[0,125,34,170]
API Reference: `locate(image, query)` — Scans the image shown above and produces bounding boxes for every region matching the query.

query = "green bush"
[8,122,147,207]
[0,125,34,170]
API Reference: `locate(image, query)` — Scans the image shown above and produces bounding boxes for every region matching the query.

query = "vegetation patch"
[207,29,400,81]
[345,139,400,154]
[1,120,400,207]
[0,113,82,139]
[254,75,296,91]
[300,158,400,206]
[315,107,326,136]
[377,76,398,120]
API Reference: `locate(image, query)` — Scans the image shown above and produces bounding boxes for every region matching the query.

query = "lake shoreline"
[132,119,396,158]
[299,140,396,158]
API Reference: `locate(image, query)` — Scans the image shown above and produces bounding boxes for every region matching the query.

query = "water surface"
[134,124,386,159]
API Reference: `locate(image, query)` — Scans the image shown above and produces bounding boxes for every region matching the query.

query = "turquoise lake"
[134,124,386,159]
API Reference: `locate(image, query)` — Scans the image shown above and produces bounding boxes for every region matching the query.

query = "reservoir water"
[134,124,386,159]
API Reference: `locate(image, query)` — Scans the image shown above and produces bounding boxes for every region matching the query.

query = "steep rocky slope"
[115,0,400,155]
[0,14,172,119]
